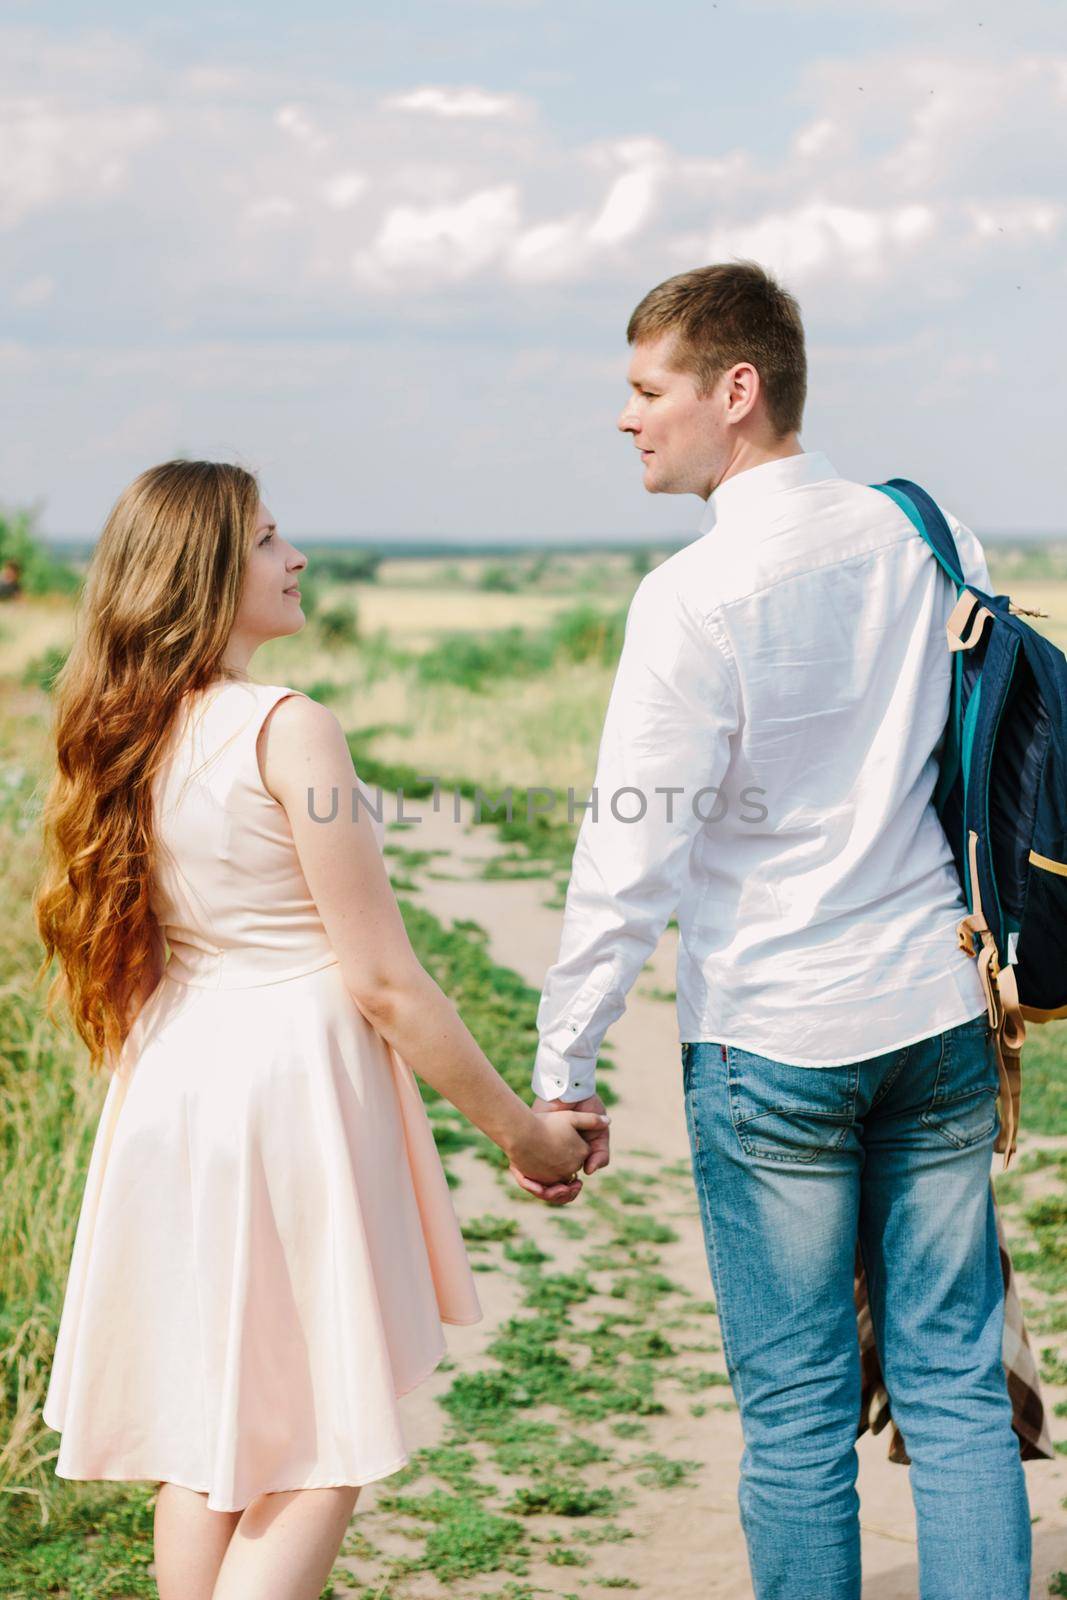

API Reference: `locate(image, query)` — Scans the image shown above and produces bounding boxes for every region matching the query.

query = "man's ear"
[726,361,758,412]
[722,361,759,424]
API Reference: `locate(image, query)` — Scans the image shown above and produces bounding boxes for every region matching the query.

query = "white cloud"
[750,0,1061,14]
[11,273,55,307]
[321,171,368,210]
[799,53,1067,199]
[791,117,841,161]
[0,97,161,227]
[966,199,1062,242]
[701,201,936,284]
[508,215,586,282]
[68,398,180,465]
[383,86,524,119]
[351,137,670,288]
[0,21,1063,542]
[1,26,1063,336]
[181,65,252,97]
[275,103,331,153]
[670,150,756,212]
[588,136,666,171]
[353,184,522,284]
[5,21,1060,312]
[244,195,298,224]
[0,25,150,93]
[914,348,1001,409]
[507,143,666,282]
[587,166,660,246]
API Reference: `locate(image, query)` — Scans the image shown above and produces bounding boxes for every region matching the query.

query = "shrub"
[305,548,381,583]
[0,506,80,596]
[524,554,553,586]
[301,679,345,704]
[548,604,626,666]
[292,572,320,618]
[417,627,553,692]
[22,646,69,693]
[316,603,360,646]
[479,563,519,593]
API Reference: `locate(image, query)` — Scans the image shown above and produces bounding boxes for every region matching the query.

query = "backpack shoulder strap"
[873,478,1027,1171]
[870,476,971,877]
[871,478,966,589]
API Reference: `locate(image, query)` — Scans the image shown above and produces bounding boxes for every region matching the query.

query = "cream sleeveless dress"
[42,679,483,1512]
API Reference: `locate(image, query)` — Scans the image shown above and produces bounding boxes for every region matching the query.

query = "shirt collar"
[698,450,840,535]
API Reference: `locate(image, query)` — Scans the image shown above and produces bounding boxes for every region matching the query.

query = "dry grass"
[995,579,1067,651]
[373,550,654,592]
[0,598,74,683]
[362,661,616,798]
[263,560,1067,798]
[6,544,1067,1567]
[0,686,103,1521]
[346,584,576,647]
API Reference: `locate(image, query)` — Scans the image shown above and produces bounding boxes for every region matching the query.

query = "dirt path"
[342,797,1067,1598]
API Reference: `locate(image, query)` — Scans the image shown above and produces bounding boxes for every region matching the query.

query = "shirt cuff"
[531,1045,598,1103]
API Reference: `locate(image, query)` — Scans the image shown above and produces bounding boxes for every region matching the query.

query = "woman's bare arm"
[257,693,606,1180]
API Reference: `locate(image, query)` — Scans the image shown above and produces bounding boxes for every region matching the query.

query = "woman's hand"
[505,1104,610,1187]
[508,1093,612,1205]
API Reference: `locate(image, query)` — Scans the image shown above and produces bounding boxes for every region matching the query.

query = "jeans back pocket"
[919,1013,1000,1149]
[727,1047,860,1164]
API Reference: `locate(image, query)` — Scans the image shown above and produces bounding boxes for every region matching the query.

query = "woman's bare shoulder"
[258,691,351,802]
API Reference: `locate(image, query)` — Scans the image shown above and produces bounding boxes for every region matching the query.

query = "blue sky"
[2,0,1065,540]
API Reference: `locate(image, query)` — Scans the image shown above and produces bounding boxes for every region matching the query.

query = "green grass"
[1014,1027,1067,1134]
[411,603,626,696]
[349,1170,716,1594]
[0,1484,159,1599]
[9,864,707,1596]
[7,542,1067,1594]
[395,896,618,1131]
[326,1104,734,1595]
[372,1490,529,1581]
[460,1214,521,1243]
[627,1459,700,1491]
[2,771,619,1597]
[416,628,553,692]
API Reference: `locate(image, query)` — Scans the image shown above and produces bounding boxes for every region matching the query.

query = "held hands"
[506,1098,609,1193]
[508,1094,612,1207]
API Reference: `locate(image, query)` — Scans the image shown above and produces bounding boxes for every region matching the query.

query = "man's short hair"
[627,260,807,438]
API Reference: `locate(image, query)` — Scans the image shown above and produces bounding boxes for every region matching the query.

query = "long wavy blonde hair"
[33,460,262,1073]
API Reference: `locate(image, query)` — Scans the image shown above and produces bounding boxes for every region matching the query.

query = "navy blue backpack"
[871,478,1067,1169]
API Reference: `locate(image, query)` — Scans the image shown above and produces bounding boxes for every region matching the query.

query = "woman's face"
[233,500,307,645]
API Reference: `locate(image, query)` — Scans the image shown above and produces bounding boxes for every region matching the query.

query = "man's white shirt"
[531,450,991,1104]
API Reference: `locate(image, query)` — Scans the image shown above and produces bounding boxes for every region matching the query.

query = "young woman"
[34,459,608,1600]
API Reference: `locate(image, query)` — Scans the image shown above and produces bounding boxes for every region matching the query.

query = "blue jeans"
[681,1013,1032,1600]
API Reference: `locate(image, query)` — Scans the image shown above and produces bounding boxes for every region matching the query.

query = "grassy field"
[3,544,1067,1595]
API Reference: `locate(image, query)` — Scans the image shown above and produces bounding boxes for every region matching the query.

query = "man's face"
[616,332,730,500]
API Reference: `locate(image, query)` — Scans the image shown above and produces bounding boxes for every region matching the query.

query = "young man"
[513,262,1032,1598]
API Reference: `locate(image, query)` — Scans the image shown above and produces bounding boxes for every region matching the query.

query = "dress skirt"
[42,960,483,1512]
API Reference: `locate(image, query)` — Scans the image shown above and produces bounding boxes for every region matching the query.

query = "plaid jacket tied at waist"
[856,1178,1053,1463]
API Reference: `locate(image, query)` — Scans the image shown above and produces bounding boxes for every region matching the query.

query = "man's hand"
[508,1092,612,1205]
